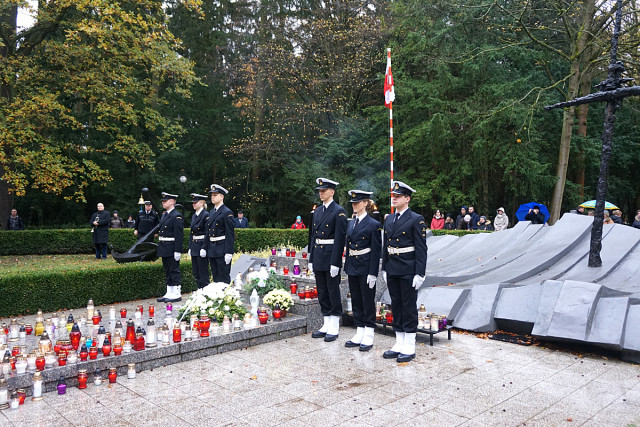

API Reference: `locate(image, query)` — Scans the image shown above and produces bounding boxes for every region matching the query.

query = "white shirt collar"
[195,207,203,215]
[323,200,333,209]
[166,207,174,214]
[356,212,367,222]
[395,207,409,217]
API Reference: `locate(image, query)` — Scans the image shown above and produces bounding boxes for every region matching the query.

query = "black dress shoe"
[344,340,360,348]
[164,296,182,303]
[311,330,327,339]
[383,350,400,359]
[324,334,338,342]
[359,344,373,352]
[397,353,415,363]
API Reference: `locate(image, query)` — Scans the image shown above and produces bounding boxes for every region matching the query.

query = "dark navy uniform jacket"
[189,209,209,252]
[135,209,159,236]
[203,205,235,258]
[308,201,348,271]
[157,209,184,257]
[344,214,381,277]
[382,209,427,276]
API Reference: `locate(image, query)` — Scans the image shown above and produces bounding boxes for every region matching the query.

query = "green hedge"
[0,261,197,318]
[0,228,309,256]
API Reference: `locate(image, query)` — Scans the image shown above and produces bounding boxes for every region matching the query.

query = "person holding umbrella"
[525,205,546,224]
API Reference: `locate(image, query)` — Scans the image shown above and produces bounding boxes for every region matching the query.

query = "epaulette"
[228,214,233,217]
[339,213,347,217]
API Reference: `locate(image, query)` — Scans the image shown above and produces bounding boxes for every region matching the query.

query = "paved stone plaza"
[2,327,639,427]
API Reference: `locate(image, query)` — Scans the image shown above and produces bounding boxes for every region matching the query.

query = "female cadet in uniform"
[343,190,381,351]
[188,194,210,289]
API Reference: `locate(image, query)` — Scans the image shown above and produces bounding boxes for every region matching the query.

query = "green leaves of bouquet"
[243,272,287,296]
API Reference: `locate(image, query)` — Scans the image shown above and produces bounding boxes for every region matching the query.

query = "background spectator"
[475,216,494,231]
[468,206,480,229]
[494,207,509,231]
[458,214,471,230]
[443,213,455,230]
[604,210,614,224]
[525,205,546,224]
[234,210,249,228]
[126,214,136,228]
[6,208,25,230]
[576,206,586,215]
[588,210,595,216]
[430,209,444,229]
[455,206,468,230]
[135,201,159,237]
[610,209,624,224]
[110,210,125,228]
[633,210,640,229]
[291,215,306,229]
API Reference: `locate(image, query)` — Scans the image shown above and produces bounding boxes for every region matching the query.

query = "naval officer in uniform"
[157,192,184,302]
[201,184,235,283]
[343,190,381,351]
[381,181,427,362]
[309,178,348,342]
[188,193,210,289]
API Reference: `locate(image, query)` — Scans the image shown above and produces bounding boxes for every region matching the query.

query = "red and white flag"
[384,50,395,108]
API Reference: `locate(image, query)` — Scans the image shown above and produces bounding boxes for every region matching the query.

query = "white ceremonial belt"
[209,236,226,242]
[349,248,371,256]
[316,239,334,245]
[387,246,415,255]
[158,237,175,242]
[192,235,205,240]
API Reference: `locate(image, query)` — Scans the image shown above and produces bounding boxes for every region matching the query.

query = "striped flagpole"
[387,48,394,214]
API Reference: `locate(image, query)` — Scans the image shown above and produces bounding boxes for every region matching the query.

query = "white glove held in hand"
[187,249,191,257]
[200,249,207,258]
[381,271,387,282]
[224,254,233,264]
[330,265,340,278]
[174,252,181,262]
[367,275,377,289]
[412,275,425,289]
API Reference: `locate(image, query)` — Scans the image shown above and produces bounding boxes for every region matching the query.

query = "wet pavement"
[1,325,639,426]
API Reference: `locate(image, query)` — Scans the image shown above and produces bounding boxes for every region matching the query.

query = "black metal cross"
[545,0,640,267]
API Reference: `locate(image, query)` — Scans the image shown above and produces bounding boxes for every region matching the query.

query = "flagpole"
[387,48,394,214]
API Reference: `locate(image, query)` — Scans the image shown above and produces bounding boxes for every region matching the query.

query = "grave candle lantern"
[70,323,82,350]
[79,344,89,361]
[88,346,98,360]
[108,367,117,384]
[86,299,95,319]
[172,324,181,343]
[35,354,45,371]
[57,377,67,395]
[77,369,88,389]
[146,319,157,348]
[0,377,7,409]
[31,371,43,401]
[120,307,127,319]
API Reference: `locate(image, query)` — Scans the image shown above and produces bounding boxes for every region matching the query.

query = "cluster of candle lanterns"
[418,305,448,331]
[271,247,307,259]
[288,280,318,301]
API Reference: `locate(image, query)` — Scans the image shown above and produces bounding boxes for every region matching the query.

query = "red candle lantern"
[173,325,182,343]
[283,266,289,275]
[70,324,82,350]
[149,305,155,317]
[305,287,312,299]
[17,389,26,405]
[302,251,307,259]
[79,346,88,361]
[77,370,88,389]
[113,344,123,356]
[138,305,144,315]
[57,354,67,367]
[35,354,46,371]
[134,333,145,351]
[297,288,305,300]
[199,316,211,338]
[88,347,98,360]
[291,249,296,257]
[60,340,74,356]
[120,308,127,318]
[258,312,269,325]
[125,320,136,343]
[108,367,117,384]
[92,314,101,325]
[11,346,20,357]
[25,324,33,335]
[290,282,298,294]
[272,307,282,320]
[102,336,112,357]
[285,248,291,257]
[10,356,16,371]
[385,311,393,324]
[313,286,318,299]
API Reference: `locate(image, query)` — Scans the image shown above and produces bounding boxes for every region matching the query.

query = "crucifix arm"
[544,86,640,110]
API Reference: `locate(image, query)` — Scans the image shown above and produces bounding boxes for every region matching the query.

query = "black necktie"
[394,213,400,223]
[354,218,359,228]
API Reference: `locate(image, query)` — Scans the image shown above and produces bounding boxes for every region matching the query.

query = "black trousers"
[192,255,210,288]
[387,275,417,333]
[162,257,181,287]
[314,269,343,316]
[348,275,376,328]
[94,244,107,259]
[209,257,231,284]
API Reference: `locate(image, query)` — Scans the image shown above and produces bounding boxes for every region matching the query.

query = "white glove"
[200,249,206,258]
[330,265,339,277]
[224,254,232,264]
[367,275,377,289]
[381,270,387,282]
[412,275,425,289]
[187,249,191,257]
[308,263,313,272]
[174,252,181,262]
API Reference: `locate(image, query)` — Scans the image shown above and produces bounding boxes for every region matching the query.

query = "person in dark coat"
[6,209,25,230]
[156,193,184,302]
[474,216,494,231]
[110,210,125,229]
[524,205,546,224]
[233,210,249,228]
[381,181,427,363]
[610,210,624,224]
[455,206,469,230]
[90,203,111,259]
[126,215,136,228]
[633,210,640,229]
[443,213,455,230]
[188,193,210,289]
[468,206,480,229]
[343,190,381,351]
[308,178,348,342]
[202,184,235,284]
[135,201,159,238]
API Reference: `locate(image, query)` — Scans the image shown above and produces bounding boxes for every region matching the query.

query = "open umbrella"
[515,202,550,223]
[579,200,619,211]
